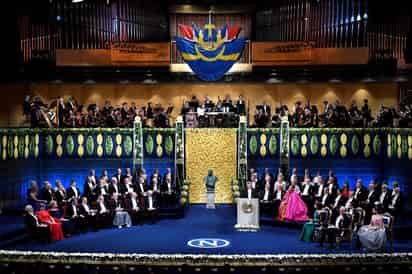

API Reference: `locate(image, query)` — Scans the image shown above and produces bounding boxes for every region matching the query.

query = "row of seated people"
[24,167,179,242]
[254,99,412,128]
[301,202,391,250]
[244,168,404,222]
[27,168,178,208]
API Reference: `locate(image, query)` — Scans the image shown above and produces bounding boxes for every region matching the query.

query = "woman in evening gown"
[357,205,387,251]
[277,185,309,222]
[36,203,64,241]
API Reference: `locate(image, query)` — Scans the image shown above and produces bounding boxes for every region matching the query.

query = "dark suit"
[125,197,142,225]
[353,187,368,203]
[144,196,158,224]
[388,193,403,217]
[161,182,177,207]
[24,214,49,242]
[301,184,315,214]
[66,186,80,202]
[320,193,334,207]
[320,214,350,247]
[83,182,96,202]
[242,188,259,199]
[41,188,54,203]
[54,189,66,207]
[259,189,274,216]
[379,190,392,210]
[78,203,97,231]
[66,204,86,232]
[108,184,122,196]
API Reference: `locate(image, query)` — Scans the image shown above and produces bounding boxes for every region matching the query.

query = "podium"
[235,198,260,231]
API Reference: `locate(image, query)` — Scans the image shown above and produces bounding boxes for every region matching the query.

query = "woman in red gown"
[36,203,64,241]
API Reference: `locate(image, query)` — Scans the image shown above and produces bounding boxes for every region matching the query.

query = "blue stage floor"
[5,205,412,255]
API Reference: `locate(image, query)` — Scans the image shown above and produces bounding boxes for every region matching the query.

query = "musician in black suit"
[40,181,54,203]
[66,180,80,203]
[236,95,246,115]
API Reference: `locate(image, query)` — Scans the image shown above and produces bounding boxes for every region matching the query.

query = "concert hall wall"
[1,82,398,127]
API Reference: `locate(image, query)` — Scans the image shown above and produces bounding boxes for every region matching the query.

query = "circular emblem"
[187,238,230,249]
[242,201,254,213]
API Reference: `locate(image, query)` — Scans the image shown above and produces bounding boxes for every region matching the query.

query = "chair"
[383,213,394,249]
[336,214,353,249]
[313,208,331,242]
[350,207,365,233]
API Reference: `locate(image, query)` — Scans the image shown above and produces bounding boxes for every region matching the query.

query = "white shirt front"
[322,194,328,205]
[317,185,324,197]
[139,184,145,193]
[263,190,269,201]
[148,197,154,209]
[132,198,138,210]
[72,186,79,198]
[72,205,78,217]
[276,191,282,200]
[247,189,252,200]
[167,183,172,193]
[82,204,90,214]
[99,202,107,214]
[334,195,342,208]
[391,194,399,207]
[345,197,353,208]
[335,215,343,228]
[367,190,374,202]
[380,191,387,203]
[303,184,310,196]
[101,187,107,195]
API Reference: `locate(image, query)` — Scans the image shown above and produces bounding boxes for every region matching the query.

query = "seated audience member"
[54,180,67,209]
[326,177,338,197]
[260,181,274,216]
[109,177,122,196]
[353,179,367,205]
[126,192,142,225]
[151,168,162,184]
[113,168,123,186]
[109,193,132,229]
[379,183,392,211]
[289,175,301,194]
[66,180,80,202]
[357,204,387,251]
[274,173,287,191]
[79,197,98,231]
[277,185,309,222]
[48,200,74,236]
[27,181,46,210]
[345,191,356,209]
[161,174,176,208]
[320,188,333,208]
[136,176,147,198]
[301,176,315,215]
[96,178,109,200]
[36,203,64,241]
[144,190,159,224]
[300,201,322,242]
[314,176,325,201]
[341,181,350,199]
[150,176,161,200]
[320,206,350,248]
[84,173,97,202]
[388,186,403,217]
[24,204,49,241]
[123,177,135,195]
[100,169,110,184]
[66,199,86,232]
[273,183,285,217]
[96,195,111,227]
[242,181,259,199]
[41,181,54,203]
[331,189,347,220]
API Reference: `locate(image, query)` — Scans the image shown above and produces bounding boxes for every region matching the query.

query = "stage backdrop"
[186,128,237,204]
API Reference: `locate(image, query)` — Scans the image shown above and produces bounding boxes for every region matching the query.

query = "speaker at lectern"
[235,198,260,231]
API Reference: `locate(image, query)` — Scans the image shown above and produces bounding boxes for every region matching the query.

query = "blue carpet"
[5,205,412,254]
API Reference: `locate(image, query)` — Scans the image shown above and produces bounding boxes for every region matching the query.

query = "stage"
[4,205,412,255]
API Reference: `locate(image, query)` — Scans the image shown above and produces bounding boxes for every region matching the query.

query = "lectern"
[235,198,260,231]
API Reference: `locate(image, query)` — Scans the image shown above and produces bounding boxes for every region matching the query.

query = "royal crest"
[175,15,245,81]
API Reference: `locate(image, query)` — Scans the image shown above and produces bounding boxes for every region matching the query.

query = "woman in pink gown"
[277,186,309,222]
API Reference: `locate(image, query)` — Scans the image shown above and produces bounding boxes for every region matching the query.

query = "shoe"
[126,224,131,228]
[118,225,122,229]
